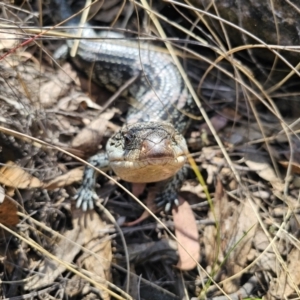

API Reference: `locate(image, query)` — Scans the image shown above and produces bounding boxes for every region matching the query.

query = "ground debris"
[0,0,299,299]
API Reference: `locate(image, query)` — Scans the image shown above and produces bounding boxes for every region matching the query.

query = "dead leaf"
[39,64,75,108]
[257,251,277,275]
[0,29,19,50]
[244,152,284,191]
[82,226,112,300]
[174,196,200,270]
[221,107,242,121]
[124,183,156,226]
[181,181,205,199]
[131,183,147,197]
[124,210,151,227]
[268,247,300,298]
[57,93,103,111]
[25,209,112,299]
[272,190,300,210]
[224,122,271,145]
[223,202,258,293]
[0,161,43,189]
[39,79,66,108]
[71,111,116,151]
[279,160,300,175]
[0,194,19,226]
[44,167,83,189]
[199,114,228,135]
[203,179,258,293]
[0,186,4,204]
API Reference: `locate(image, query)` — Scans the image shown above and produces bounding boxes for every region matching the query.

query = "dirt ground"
[0,1,299,299]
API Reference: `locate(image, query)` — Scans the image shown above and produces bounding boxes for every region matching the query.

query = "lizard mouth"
[106,121,188,183]
[109,155,186,183]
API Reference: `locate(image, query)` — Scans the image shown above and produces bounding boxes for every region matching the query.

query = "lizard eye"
[124,132,134,146]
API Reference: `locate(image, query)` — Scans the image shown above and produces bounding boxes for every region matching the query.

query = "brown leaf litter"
[0,1,300,299]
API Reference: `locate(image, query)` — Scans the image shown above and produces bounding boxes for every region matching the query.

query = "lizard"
[54,0,195,211]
